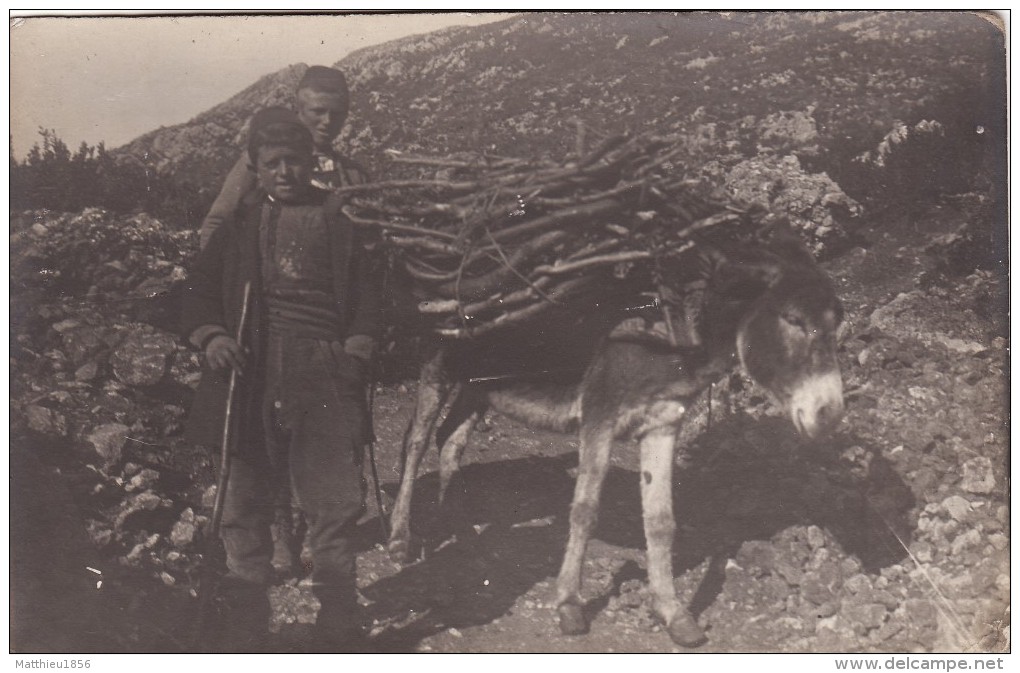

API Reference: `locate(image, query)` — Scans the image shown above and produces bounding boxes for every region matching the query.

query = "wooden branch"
[532,250,653,276]
[436,230,570,300]
[418,298,462,314]
[403,259,462,283]
[387,236,465,256]
[333,179,482,196]
[342,206,460,241]
[529,181,642,208]
[491,198,620,243]
[578,133,631,168]
[350,197,469,220]
[435,276,595,339]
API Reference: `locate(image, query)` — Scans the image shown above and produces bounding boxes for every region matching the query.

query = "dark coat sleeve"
[201,153,255,250]
[181,222,231,345]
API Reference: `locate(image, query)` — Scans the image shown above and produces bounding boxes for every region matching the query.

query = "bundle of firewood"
[335,133,761,339]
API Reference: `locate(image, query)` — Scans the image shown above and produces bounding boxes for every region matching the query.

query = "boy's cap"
[249,106,304,135]
[247,106,313,163]
[297,66,349,96]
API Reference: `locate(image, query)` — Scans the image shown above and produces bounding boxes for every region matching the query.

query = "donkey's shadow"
[362,412,915,652]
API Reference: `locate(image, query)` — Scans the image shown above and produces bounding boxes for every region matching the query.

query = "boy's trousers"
[219,332,368,609]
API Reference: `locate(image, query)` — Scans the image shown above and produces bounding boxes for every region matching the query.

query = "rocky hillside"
[115,12,1004,230]
[10,11,1008,654]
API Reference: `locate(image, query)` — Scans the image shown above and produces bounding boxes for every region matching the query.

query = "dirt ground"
[10,200,1009,654]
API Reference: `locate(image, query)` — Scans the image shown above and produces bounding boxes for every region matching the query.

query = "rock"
[844,603,888,635]
[86,423,130,465]
[126,468,160,492]
[618,590,645,609]
[840,557,862,577]
[62,326,109,366]
[801,576,835,605]
[110,329,178,387]
[909,540,933,564]
[951,528,982,555]
[775,561,804,587]
[202,485,218,509]
[51,319,80,334]
[960,457,996,494]
[844,573,872,595]
[815,614,856,647]
[74,361,100,382]
[736,540,776,576]
[85,519,113,548]
[25,405,68,436]
[988,533,1008,551]
[124,533,161,564]
[904,598,938,626]
[812,600,838,619]
[159,571,176,587]
[871,590,901,611]
[114,490,163,530]
[170,508,200,548]
[941,495,972,521]
[806,525,826,550]
[875,619,904,642]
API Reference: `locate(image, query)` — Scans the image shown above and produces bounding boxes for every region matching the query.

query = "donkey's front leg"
[639,427,707,647]
[555,423,614,636]
[387,347,449,564]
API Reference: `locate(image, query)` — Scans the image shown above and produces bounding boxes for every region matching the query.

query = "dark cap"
[297,65,349,97]
[249,106,302,134]
[247,106,313,163]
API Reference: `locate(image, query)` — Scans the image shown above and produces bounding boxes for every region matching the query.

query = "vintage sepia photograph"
[9,10,1009,658]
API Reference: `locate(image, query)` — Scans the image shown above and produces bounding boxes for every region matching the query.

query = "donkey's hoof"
[557,603,589,636]
[667,611,707,647]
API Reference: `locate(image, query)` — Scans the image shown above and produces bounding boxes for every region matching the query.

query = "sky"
[9,12,514,157]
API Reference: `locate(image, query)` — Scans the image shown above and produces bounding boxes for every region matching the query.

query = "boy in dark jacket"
[182,106,383,651]
[202,67,369,577]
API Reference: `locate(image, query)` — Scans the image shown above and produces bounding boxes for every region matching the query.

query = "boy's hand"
[206,335,246,375]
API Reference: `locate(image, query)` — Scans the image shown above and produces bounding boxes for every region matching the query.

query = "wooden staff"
[209,281,252,541]
[194,280,252,652]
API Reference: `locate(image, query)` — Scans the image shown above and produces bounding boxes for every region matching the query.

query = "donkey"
[386,230,845,646]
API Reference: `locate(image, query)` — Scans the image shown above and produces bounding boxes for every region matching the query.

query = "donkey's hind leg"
[639,427,707,647]
[387,346,450,564]
[555,422,614,636]
[436,385,485,508]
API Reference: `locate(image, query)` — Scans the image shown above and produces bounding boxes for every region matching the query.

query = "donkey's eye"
[782,312,807,330]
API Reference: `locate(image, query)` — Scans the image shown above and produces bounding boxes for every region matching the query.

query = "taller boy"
[200,65,367,250]
[183,106,383,650]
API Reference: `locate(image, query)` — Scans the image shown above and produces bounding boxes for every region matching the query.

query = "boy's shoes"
[312,601,371,653]
[211,578,271,653]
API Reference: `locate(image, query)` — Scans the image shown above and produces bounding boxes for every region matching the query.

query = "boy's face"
[296,88,348,150]
[255,145,313,203]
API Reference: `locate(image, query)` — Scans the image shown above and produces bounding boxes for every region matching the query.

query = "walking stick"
[193,281,252,651]
[210,281,252,540]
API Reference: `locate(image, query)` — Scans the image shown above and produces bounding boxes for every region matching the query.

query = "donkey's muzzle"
[789,371,844,439]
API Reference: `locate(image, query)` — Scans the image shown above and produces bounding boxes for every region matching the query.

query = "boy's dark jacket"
[181,186,384,448]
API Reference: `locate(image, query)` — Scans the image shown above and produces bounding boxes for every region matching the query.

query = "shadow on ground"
[362,412,916,652]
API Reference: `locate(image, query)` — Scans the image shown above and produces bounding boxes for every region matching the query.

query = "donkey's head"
[701,232,845,439]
